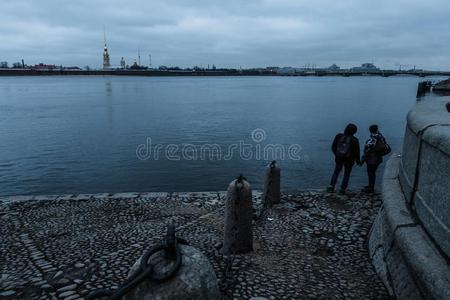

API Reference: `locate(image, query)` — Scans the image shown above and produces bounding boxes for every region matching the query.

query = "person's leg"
[362,164,371,193]
[367,163,379,191]
[366,164,373,190]
[340,163,353,191]
[330,161,343,188]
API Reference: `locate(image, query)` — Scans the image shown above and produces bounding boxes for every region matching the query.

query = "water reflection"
[104,78,114,127]
[105,79,112,97]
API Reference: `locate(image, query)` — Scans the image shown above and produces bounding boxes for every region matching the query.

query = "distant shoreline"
[1,69,449,77]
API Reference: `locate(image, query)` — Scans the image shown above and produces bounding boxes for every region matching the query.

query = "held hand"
[359,158,365,166]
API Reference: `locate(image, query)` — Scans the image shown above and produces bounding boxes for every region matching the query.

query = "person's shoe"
[326,185,335,193]
[362,186,374,193]
[339,188,346,195]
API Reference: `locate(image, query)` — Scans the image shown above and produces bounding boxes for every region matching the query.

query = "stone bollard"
[222,175,253,255]
[123,244,220,300]
[262,160,281,206]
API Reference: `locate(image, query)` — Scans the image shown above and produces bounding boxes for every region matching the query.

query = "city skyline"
[1,0,450,70]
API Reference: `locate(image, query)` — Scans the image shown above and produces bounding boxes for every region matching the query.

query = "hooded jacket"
[332,124,361,165]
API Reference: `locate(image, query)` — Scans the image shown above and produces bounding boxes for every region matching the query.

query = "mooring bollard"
[416,80,432,97]
[87,225,220,300]
[263,160,281,206]
[222,175,253,255]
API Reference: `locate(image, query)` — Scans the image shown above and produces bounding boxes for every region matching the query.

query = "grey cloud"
[1,0,449,69]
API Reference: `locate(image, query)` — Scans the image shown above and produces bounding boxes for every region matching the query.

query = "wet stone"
[41,284,52,290]
[1,190,387,299]
[63,294,81,300]
[57,284,77,292]
[53,270,63,279]
[0,291,16,297]
[56,278,70,285]
[59,290,76,297]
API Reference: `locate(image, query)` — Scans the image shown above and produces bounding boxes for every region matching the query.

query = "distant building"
[130,60,148,70]
[266,66,280,72]
[130,61,139,69]
[65,66,82,70]
[351,63,380,73]
[103,31,111,70]
[34,63,57,70]
[12,62,23,68]
[120,57,126,69]
[0,61,8,68]
[328,64,340,71]
[277,67,296,74]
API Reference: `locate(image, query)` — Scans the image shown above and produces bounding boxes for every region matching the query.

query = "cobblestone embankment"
[0,191,389,299]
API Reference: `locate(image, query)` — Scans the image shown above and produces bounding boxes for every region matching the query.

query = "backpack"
[336,135,352,159]
[374,138,391,156]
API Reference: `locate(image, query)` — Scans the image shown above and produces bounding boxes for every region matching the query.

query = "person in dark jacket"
[327,123,361,194]
[361,125,387,193]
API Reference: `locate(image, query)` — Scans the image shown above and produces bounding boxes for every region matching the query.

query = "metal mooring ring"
[140,244,182,282]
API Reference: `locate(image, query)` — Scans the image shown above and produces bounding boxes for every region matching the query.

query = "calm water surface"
[0,75,444,196]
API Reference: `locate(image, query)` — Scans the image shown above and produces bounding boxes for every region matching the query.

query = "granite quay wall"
[369,97,450,300]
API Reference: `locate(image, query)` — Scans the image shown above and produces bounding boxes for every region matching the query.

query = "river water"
[0,75,445,196]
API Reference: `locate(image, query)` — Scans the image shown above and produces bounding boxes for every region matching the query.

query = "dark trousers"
[367,163,380,189]
[330,161,353,190]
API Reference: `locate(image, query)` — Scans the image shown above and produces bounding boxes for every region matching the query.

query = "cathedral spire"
[102,27,111,70]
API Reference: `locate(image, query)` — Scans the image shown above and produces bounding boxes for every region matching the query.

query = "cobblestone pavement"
[0,191,389,299]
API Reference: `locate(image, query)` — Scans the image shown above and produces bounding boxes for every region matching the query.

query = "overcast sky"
[1,0,450,70]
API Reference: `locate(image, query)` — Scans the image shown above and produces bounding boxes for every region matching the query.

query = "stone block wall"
[399,98,450,257]
[369,97,450,300]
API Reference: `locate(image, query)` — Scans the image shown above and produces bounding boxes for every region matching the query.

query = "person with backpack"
[361,124,391,193]
[327,123,361,194]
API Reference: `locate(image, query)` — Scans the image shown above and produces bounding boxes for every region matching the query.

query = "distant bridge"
[279,70,450,77]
